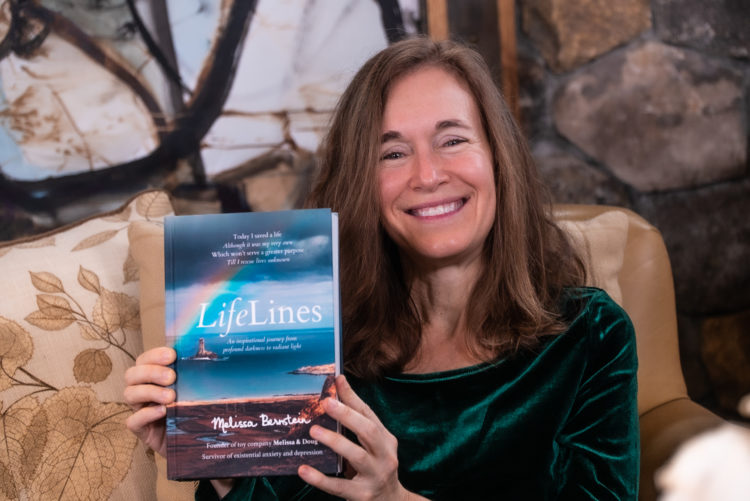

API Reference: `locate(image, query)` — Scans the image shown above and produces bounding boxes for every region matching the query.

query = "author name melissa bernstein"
[211,414,312,434]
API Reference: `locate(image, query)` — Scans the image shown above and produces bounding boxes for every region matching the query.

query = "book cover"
[164,209,341,480]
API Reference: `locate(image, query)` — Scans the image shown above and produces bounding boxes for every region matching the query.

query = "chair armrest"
[639,397,725,501]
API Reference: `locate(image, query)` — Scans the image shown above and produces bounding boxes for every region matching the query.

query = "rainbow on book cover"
[164,209,341,480]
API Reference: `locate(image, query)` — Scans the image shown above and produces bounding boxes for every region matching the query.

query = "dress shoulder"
[564,287,634,340]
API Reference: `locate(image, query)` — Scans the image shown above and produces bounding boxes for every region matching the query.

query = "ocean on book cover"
[164,209,341,480]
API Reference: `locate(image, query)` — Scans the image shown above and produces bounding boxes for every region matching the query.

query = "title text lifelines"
[197,297,323,336]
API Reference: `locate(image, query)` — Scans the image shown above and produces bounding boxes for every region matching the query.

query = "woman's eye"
[381,151,404,160]
[443,138,467,147]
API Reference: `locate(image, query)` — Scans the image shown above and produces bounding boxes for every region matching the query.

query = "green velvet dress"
[196,287,639,500]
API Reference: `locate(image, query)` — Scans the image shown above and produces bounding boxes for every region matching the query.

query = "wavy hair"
[306,37,585,379]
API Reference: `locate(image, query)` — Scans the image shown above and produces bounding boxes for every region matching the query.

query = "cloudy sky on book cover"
[165,208,337,401]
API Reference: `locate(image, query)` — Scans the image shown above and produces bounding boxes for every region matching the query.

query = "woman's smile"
[406,197,467,218]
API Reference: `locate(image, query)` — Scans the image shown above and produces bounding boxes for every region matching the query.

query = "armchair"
[554,204,725,501]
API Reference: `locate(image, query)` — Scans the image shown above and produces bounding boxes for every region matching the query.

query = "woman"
[125,37,639,500]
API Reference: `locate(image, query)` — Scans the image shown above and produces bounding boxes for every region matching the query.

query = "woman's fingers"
[313,378,399,475]
[125,402,169,457]
[125,347,176,388]
[125,403,167,435]
[123,383,175,409]
[123,363,175,414]
[323,382,397,459]
[335,375,380,422]
[135,346,176,368]
[123,347,176,409]
[300,377,406,500]
[122,346,176,458]
[124,363,175,389]
[309,421,373,473]
[298,465,354,499]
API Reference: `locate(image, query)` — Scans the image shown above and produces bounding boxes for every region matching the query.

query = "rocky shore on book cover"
[164,209,341,480]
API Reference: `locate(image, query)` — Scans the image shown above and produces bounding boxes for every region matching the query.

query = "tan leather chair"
[555,204,725,501]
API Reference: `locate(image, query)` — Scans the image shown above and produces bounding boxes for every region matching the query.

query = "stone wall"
[1,1,747,419]
[515,0,749,419]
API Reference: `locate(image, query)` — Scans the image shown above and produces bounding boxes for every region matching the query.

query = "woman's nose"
[409,149,448,191]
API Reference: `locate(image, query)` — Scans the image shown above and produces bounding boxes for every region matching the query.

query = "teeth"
[412,200,463,217]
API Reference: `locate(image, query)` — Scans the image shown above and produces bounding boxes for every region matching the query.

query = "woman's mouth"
[408,198,466,217]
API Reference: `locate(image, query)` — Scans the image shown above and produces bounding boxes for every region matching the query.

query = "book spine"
[163,217,178,479]
[331,212,343,474]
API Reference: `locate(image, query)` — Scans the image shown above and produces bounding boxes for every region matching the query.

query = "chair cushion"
[555,207,629,305]
[0,190,171,500]
[128,217,199,500]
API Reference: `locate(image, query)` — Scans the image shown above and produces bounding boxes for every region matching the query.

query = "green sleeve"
[557,294,640,500]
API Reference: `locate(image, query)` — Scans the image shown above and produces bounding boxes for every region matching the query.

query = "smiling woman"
[124,37,640,501]
[308,37,590,381]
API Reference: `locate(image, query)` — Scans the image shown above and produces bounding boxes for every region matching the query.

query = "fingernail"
[336,374,349,388]
[298,465,310,479]
[162,348,175,363]
[309,426,321,439]
[325,398,339,410]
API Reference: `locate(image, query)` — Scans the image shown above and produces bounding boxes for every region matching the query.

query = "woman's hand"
[123,346,176,458]
[298,375,427,501]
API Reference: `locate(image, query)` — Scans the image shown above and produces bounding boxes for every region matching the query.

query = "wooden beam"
[426,0,449,41]
[497,0,520,122]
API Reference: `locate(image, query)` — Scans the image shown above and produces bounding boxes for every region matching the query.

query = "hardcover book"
[164,209,341,480]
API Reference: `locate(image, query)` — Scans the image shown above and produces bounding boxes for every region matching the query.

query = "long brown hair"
[307,37,585,379]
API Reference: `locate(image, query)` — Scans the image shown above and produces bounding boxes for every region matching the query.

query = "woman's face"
[377,65,496,270]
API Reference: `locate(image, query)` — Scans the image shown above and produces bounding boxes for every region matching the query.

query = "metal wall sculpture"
[0,0,413,210]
